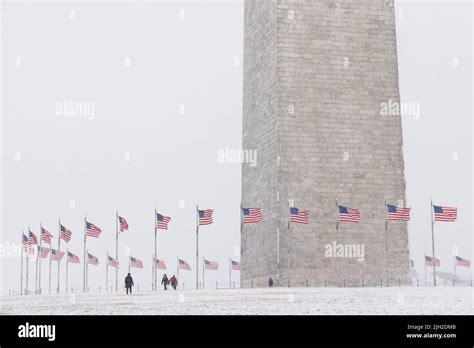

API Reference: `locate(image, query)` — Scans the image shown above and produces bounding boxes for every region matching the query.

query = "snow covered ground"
[1,287,472,315]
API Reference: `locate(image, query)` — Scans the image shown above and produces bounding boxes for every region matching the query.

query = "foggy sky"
[1,0,472,293]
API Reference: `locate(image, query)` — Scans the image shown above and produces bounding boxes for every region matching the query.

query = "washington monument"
[241,0,409,287]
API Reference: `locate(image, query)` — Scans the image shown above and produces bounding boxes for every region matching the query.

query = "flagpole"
[34,229,38,294]
[196,204,199,290]
[384,201,389,285]
[20,230,24,295]
[154,207,157,291]
[240,203,243,245]
[454,255,457,276]
[151,255,154,291]
[424,253,427,285]
[35,242,38,294]
[83,216,87,293]
[48,247,52,294]
[38,222,42,294]
[86,249,89,292]
[26,226,29,295]
[336,200,339,231]
[57,220,61,294]
[229,257,231,288]
[202,256,205,290]
[35,224,40,294]
[430,199,437,287]
[66,247,69,293]
[240,203,243,233]
[288,206,292,282]
[106,251,108,292]
[115,211,119,292]
[240,203,245,286]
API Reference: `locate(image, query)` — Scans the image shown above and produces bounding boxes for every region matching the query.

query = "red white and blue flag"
[107,255,119,268]
[85,221,102,238]
[67,251,80,264]
[178,258,191,270]
[425,255,440,267]
[28,230,38,245]
[88,253,99,265]
[242,208,262,224]
[204,259,218,270]
[130,256,143,268]
[231,260,240,271]
[290,207,309,224]
[38,246,50,258]
[22,234,29,252]
[119,216,129,232]
[51,249,65,261]
[198,209,214,226]
[433,205,457,222]
[338,205,360,223]
[60,224,72,242]
[154,258,166,270]
[156,213,171,230]
[41,227,53,244]
[387,205,411,221]
[455,256,471,268]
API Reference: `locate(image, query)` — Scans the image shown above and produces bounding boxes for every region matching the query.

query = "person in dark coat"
[268,277,274,288]
[161,274,169,290]
[170,275,178,290]
[125,273,134,294]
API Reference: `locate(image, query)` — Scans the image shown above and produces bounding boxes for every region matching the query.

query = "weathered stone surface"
[242,0,409,287]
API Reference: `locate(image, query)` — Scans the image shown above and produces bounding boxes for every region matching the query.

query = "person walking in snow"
[170,275,178,290]
[125,273,134,294]
[161,274,169,290]
[268,277,274,288]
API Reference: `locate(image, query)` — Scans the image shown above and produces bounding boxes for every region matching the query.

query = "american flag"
[178,258,191,270]
[290,207,309,224]
[338,205,360,223]
[204,259,218,270]
[119,216,129,232]
[51,249,65,261]
[231,260,240,271]
[198,209,214,226]
[387,205,411,221]
[41,227,53,244]
[28,230,38,245]
[85,221,102,238]
[60,224,72,242]
[88,253,99,265]
[130,256,143,268]
[67,251,80,264]
[425,255,440,267]
[107,255,119,268]
[156,213,171,230]
[22,234,29,252]
[242,208,262,224]
[455,256,471,268]
[39,246,50,259]
[433,205,457,222]
[154,258,166,270]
